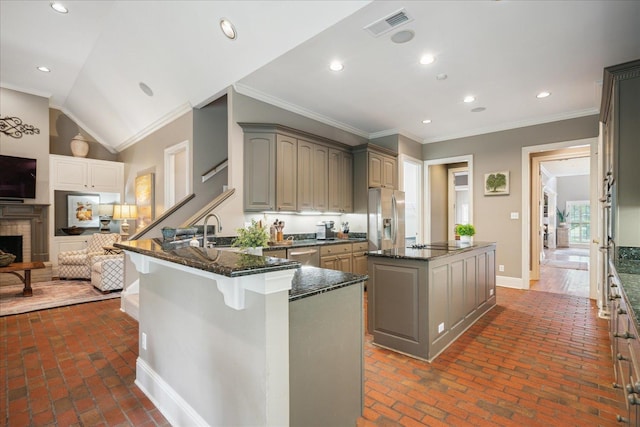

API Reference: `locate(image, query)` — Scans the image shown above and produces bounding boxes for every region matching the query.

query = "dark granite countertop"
[367,241,496,261]
[115,238,368,300]
[617,258,640,325]
[115,238,301,278]
[290,266,367,302]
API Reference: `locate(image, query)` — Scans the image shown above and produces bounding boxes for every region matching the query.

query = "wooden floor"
[531,247,590,298]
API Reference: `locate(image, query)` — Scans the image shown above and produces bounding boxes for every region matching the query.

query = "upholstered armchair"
[91,253,125,292]
[58,233,121,279]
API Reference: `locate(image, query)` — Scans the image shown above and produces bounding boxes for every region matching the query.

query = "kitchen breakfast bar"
[115,238,366,427]
[367,241,497,362]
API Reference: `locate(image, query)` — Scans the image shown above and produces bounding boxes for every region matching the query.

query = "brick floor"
[1,287,625,426]
[359,287,625,427]
[0,300,170,427]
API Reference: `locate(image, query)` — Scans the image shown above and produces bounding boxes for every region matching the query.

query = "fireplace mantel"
[0,203,49,262]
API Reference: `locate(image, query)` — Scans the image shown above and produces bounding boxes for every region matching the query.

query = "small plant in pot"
[232,219,270,255]
[455,224,476,243]
[557,208,568,227]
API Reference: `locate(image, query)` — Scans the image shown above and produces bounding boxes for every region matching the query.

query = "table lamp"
[112,204,138,237]
[98,204,114,233]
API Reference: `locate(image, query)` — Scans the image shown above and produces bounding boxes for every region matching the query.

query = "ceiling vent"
[364,9,413,37]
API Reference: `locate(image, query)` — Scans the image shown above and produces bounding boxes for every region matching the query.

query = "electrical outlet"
[510,212,519,219]
[490,289,494,296]
[438,322,445,333]
[141,332,147,350]
[499,264,505,272]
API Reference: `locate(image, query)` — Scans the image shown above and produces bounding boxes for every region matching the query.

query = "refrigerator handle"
[391,193,397,245]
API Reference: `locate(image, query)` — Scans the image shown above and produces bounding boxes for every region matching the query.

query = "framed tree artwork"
[484,171,509,195]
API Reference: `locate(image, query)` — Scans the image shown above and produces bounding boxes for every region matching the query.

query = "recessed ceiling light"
[50,2,68,14]
[37,66,51,73]
[463,95,476,103]
[329,61,344,72]
[436,73,448,81]
[220,18,237,40]
[419,54,435,65]
[391,30,414,44]
[422,119,432,124]
[139,82,154,97]
[471,107,486,113]
[536,91,551,99]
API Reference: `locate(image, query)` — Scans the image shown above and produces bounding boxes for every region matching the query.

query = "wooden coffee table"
[0,262,46,297]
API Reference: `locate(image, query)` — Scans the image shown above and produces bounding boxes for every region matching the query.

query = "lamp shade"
[98,204,114,217]
[112,204,138,220]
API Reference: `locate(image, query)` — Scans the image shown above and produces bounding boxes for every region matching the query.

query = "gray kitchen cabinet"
[297,140,329,211]
[368,243,497,361]
[320,243,352,273]
[351,242,368,276]
[313,144,329,211]
[243,133,276,211]
[276,134,297,211]
[240,123,353,213]
[328,149,353,213]
[297,140,314,211]
[266,248,287,258]
[368,151,397,189]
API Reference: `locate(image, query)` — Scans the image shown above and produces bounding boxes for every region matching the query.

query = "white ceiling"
[541,157,590,177]
[2,1,639,152]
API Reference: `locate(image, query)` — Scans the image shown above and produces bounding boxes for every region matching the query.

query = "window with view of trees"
[567,201,590,244]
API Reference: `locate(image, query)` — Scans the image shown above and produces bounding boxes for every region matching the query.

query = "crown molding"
[0,83,52,100]
[423,108,599,144]
[233,83,369,139]
[116,102,192,152]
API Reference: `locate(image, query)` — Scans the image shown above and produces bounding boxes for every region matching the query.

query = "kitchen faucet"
[203,213,222,248]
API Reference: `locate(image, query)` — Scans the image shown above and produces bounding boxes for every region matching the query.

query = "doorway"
[447,167,470,241]
[424,155,473,244]
[523,139,597,300]
[164,140,190,209]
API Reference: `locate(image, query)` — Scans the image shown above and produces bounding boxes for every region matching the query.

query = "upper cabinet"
[353,144,399,212]
[50,154,123,193]
[600,59,640,247]
[240,123,353,213]
[368,151,397,189]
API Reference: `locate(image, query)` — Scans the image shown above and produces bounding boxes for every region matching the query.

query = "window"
[566,201,590,244]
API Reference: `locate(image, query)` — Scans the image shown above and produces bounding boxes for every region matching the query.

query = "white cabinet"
[51,155,123,193]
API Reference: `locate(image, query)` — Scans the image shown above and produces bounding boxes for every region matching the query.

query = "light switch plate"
[510,212,519,219]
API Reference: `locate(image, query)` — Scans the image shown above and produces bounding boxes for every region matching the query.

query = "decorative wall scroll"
[0,116,41,138]
[484,171,510,196]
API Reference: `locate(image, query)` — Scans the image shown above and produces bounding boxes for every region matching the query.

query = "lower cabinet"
[320,243,352,273]
[610,269,640,425]
[368,244,497,361]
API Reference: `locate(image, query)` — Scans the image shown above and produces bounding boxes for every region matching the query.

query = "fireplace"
[0,204,48,262]
[0,235,23,262]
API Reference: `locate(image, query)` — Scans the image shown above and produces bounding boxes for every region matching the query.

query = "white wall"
[556,174,590,213]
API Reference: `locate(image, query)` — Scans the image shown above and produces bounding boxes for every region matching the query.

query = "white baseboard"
[497,275,524,289]
[135,358,209,427]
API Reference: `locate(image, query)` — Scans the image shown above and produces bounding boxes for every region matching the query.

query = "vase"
[244,247,263,256]
[70,133,89,157]
[460,235,472,243]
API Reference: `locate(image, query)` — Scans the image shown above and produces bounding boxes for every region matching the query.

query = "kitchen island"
[367,241,496,362]
[115,238,365,427]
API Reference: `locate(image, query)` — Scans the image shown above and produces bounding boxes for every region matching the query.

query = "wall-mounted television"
[0,155,37,199]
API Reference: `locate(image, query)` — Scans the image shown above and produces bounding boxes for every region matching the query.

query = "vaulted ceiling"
[2,1,639,152]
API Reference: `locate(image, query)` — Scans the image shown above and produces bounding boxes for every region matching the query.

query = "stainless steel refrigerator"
[368,188,405,250]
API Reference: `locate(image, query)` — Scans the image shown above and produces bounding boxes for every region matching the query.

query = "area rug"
[0,280,121,317]
[540,259,588,270]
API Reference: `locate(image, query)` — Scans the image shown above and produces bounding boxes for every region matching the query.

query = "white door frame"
[399,154,423,244]
[424,155,473,244]
[521,137,598,297]
[164,140,191,209]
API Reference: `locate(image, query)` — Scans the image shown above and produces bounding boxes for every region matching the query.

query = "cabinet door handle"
[628,394,640,406]
[616,414,628,423]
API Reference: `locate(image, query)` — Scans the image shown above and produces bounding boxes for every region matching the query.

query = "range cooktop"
[408,243,463,250]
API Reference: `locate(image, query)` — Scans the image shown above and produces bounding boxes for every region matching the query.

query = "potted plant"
[455,224,476,243]
[232,219,270,255]
[557,208,568,227]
